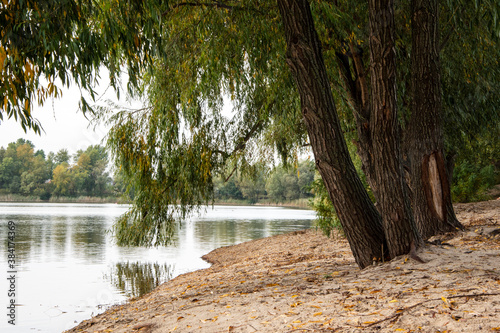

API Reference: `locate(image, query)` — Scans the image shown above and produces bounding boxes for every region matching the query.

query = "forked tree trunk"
[277,0,386,269]
[408,0,463,239]
[368,0,421,256]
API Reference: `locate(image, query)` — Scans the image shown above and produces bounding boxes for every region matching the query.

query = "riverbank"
[66,199,500,333]
[0,195,311,208]
[215,198,311,209]
[0,194,121,203]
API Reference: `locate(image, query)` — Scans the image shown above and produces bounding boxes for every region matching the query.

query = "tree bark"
[335,46,378,199]
[277,0,386,269]
[408,0,463,239]
[368,0,421,256]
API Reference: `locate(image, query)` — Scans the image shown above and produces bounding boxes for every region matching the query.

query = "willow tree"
[0,0,163,131]
[3,0,498,268]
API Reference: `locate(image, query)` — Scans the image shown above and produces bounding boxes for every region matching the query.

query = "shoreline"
[65,199,500,333]
[0,197,312,209]
[0,195,121,204]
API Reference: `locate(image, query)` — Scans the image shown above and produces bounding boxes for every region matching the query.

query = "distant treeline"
[0,139,115,200]
[3,137,494,207]
[0,138,318,204]
[213,160,316,204]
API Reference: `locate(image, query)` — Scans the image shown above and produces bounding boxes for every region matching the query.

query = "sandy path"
[66,200,500,332]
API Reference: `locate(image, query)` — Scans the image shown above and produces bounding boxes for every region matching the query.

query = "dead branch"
[362,292,500,328]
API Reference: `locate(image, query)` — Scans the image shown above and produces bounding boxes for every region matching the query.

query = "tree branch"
[362,292,500,328]
[214,119,263,182]
[349,42,369,119]
[164,1,264,16]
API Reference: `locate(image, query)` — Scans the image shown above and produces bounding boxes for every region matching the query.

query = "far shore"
[0,195,312,209]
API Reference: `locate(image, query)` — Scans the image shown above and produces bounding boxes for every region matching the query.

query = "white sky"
[0,73,127,156]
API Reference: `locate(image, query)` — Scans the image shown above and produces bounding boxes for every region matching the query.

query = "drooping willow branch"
[163,1,265,15]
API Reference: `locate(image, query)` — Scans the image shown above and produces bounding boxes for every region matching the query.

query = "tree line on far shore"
[1,137,498,207]
[0,138,321,204]
[0,139,114,200]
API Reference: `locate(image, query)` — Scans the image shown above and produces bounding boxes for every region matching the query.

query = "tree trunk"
[408,0,463,239]
[368,0,421,256]
[277,0,386,269]
[335,46,378,199]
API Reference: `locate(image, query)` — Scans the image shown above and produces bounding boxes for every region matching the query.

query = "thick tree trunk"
[408,0,463,239]
[277,0,386,269]
[335,47,378,198]
[368,0,421,256]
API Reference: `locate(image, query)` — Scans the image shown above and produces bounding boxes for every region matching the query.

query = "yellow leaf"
[389,300,398,303]
[0,46,6,72]
[292,320,301,323]
[313,312,323,316]
[24,99,30,114]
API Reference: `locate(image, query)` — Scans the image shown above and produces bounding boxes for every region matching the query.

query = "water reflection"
[71,217,107,262]
[0,203,315,332]
[106,262,174,298]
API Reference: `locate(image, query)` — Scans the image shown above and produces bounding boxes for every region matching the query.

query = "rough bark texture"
[368,0,420,256]
[408,0,463,239]
[335,46,378,198]
[277,0,386,269]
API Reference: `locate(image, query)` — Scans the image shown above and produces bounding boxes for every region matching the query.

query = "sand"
[65,199,500,332]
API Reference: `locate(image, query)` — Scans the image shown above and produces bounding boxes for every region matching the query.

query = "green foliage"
[214,178,244,201]
[0,0,166,132]
[452,162,498,202]
[0,139,46,194]
[0,140,113,199]
[309,175,341,237]
[4,0,499,247]
[440,0,500,192]
[265,160,315,203]
[212,160,314,205]
[98,1,313,245]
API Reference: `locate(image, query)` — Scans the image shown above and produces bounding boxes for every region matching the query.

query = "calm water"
[0,203,315,332]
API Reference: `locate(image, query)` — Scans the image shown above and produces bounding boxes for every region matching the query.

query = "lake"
[0,203,316,332]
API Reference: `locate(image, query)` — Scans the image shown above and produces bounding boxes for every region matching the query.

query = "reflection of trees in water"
[107,262,173,298]
[4,216,70,261]
[71,217,107,260]
[194,219,313,245]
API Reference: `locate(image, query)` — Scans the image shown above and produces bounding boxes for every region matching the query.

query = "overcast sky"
[0,74,127,156]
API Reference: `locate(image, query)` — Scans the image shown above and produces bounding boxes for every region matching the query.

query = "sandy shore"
[66,200,500,332]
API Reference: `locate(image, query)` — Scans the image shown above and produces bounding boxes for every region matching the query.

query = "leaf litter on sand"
[65,200,500,333]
